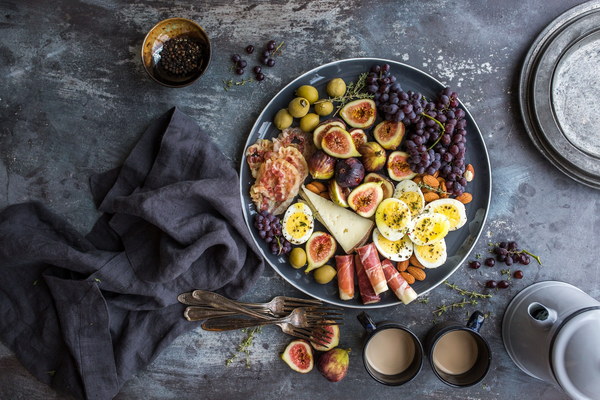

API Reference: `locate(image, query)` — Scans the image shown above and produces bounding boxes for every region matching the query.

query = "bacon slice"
[249,158,301,214]
[335,255,355,301]
[246,139,274,178]
[273,127,315,160]
[356,243,388,295]
[355,254,380,304]
[271,146,308,179]
[381,259,418,305]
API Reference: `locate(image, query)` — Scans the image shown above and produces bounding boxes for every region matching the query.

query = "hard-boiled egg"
[423,198,467,231]
[282,202,314,245]
[375,198,412,241]
[372,228,413,262]
[393,180,425,218]
[414,239,447,268]
[407,212,450,246]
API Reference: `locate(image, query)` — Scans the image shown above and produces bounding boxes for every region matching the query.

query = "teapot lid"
[552,308,600,400]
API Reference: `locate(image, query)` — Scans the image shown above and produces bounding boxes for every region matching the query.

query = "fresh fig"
[359,142,387,172]
[329,179,351,208]
[348,128,367,150]
[364,172,394,199]
[281,339,314,373]
[340,99,377,129]
[308,150,336,180]
[310,322,340,351]
[312,118,346,149]
[348,182,384,218]
[321,128,361,158]
[387,151,417,181]
[317,347,351,382]
[373,120,405,150]
[305,231,337,273]
[335,158,365,188]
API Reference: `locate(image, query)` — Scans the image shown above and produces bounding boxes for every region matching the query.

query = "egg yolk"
[397,191,423,217]
[285,212,311,239]
[431,205,461,228]
[412,216,449,244]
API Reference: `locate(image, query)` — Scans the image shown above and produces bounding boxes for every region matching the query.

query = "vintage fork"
[184,304,344,322]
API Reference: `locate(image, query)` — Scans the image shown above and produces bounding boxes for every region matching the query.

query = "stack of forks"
[178,290,344,344]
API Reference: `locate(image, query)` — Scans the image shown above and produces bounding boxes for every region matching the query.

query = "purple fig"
[335,157,364,188]
[308,150,336,179]
[317,347,351,382]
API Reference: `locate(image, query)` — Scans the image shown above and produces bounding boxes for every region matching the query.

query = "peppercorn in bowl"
[141,18,211,87]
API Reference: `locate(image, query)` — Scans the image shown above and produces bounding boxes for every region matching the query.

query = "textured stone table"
[1,0,597,399]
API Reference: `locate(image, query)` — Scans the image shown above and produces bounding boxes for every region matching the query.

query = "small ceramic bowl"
[141,18,211,87]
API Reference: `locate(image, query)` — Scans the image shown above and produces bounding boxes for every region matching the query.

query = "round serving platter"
[240,58,492,308]
[520,0,600,189]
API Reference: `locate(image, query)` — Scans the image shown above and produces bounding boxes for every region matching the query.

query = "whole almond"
[463,164,475,182]
[422,175,439,188]
[311,181,327,193]
[423,192,440,203]
[319,191,331,200]
[410,254,425,269]
[400,271,416,285]
[439,181,449,198]
[412,175,423,185]
[432,170,440,178]
[305,182,321,194]
[397,260,409,272]
[407,266,426,281]
[455,192,473,204]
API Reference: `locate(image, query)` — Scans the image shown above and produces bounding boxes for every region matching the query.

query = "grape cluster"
[365,64,469,196]
[260,40,277,67]
[491,241,531,267]
[253,211,292,255]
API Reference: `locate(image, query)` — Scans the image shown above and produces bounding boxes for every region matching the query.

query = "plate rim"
[239,57,492,308]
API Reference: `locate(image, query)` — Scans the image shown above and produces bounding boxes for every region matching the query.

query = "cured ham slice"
[355,254,380,304]
[273,127,315,160]
[246,139,274,178]
[381,259,418,305]
[356,243,388,295]
[335,255,355,301]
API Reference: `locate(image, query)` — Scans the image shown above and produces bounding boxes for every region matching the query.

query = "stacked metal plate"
[520,0,600,189]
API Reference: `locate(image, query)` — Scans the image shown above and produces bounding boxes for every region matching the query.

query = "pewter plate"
[520,0,600,189]
[240,58,491,308]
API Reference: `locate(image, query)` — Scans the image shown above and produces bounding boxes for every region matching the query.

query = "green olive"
[314,265,337,284]
[295,85,319,104]
[288,97,310,118]
[274,108,293,130]
[289,247,307,269]
[299,113,320,132]
[314,101,334,116]
[326,78,347,97]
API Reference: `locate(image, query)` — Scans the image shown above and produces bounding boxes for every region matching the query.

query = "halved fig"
[347,182,384,218]
[329,179,351,207]
[340,99,377,129]
[348,128,367,149]
[359,142,387,172]
[310,322,340,351]
[312,118,346,149]
[387,151,417,181]
[305,231,337,273]
[364,172,394,199]
[281,339,314,373]
[321,127,361,158]
[373,121,405,150]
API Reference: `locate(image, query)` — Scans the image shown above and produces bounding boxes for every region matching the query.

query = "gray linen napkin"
[0,107,264,399]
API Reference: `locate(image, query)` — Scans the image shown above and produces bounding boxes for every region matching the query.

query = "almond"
[409,254,425,269]
[412,175,423,185]
[305,182,321,194]
[400,271,415,285]
[463,164,475,182]
[319,191,331,200]
[456,192,473,204]
[423,192,440,203]
[422,174,439,188]
[397,260,409,272]
[311,181,327,193]
[439,181,449,198]
[432,170,440,178]
[407,266,426,281]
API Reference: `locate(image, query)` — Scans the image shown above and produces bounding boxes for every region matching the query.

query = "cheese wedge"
[300,186,374,254]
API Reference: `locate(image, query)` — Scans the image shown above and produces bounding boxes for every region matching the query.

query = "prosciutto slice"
[381,259,418,305]
[335,255,355,301]
[356,243,388,295]
[355,254,380,305]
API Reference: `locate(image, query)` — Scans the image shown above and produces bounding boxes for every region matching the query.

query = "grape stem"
[522,249,542,265]
[420,112,445,150]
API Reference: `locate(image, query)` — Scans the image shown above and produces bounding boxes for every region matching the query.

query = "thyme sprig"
[444,281,493,299]
[223,77,255,91]
[225,326,262,368]
[500,269,512,280]
[315,73,374,116]
[271,41,285,57]
[417,182,451,196]
[432,298,479,316]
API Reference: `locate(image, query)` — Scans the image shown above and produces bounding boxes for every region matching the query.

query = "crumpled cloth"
[0,107,264,399]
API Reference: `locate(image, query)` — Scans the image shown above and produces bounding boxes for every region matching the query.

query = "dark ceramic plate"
[520,1,600,189]
[240,58,491,308]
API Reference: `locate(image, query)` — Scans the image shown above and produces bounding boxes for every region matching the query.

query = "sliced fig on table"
[281,339,314,373]
[373,120,405,150]
[310,322,340,352]
[321,128,361,158]
[387,151,417,181]
[340,99,376,129]
[347,182,384,218]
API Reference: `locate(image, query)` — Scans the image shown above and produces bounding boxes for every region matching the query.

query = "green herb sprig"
[223,77,255,91]
[225,327,262,368]
[432,298,479,316]
[444,281,492,299]
[315,73,374,116]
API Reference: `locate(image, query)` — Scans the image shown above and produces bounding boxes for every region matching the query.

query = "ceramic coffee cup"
[357,312,423,386]
[425,311,492,387]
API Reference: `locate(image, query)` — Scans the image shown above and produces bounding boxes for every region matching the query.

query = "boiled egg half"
[414,238,447,268]
[372,228,413,262]
[408,212,450,246]
[375,198,412,241]
[393,180,425,218]
[282,202,314,245]
[423,198,467,231]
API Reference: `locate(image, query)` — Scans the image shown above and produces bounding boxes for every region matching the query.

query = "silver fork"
[184,304,344,322]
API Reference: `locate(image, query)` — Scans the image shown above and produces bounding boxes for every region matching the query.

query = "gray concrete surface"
[1,0,597,399]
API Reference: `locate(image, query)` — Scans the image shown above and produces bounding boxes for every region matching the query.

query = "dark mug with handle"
[357,311,423,386]
[425,311,492,387]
